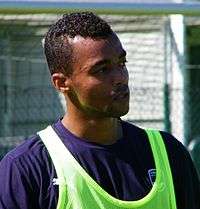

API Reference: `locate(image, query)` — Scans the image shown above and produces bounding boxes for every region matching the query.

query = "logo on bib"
[148,169,156,185]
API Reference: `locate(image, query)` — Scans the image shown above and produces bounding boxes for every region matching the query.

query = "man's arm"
[162,132,200,209]
[174,145,200,209]
[0,154,39,209]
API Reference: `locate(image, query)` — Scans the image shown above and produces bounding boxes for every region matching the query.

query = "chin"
[85,103,129,118]
[116,110,129,117]
[108,107,129,118]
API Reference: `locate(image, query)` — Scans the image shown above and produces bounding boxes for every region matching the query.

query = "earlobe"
[59,86,70,93]
[51,73,71,93]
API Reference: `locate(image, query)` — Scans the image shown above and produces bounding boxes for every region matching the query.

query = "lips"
[112,85,130,101]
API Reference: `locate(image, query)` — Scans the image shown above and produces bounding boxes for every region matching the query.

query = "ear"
[51,73,71,93]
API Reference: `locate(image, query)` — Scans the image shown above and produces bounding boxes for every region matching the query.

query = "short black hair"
[44,12,113,75]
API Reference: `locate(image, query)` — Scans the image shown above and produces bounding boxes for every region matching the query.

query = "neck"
[61,113,122,145]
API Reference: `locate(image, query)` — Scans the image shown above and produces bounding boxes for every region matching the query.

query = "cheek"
[83,86,112,107]
[90,83,112,98]
[73,76,112,103]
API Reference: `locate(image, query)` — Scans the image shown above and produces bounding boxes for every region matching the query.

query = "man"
[0,12,199,209]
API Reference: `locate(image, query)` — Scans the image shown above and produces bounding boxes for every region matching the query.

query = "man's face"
[67,33,129,118]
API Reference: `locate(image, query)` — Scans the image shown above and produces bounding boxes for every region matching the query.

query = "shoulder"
[0,132,58,209]
[121,119,192,164]
[0,133,54,184]
[1,134,47,164]
[158,131,194,172]
[122,120,187,156]
[159,131,190,161]
[158,132,200,208]
[157,131,200,203]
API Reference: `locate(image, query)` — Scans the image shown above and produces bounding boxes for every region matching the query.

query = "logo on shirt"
[148,169,156,185]
[52,178,59,185]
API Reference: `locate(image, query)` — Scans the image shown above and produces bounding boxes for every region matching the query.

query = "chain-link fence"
[0,11,200,169]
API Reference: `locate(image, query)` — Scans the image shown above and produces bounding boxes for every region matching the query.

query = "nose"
[112,65,129,85]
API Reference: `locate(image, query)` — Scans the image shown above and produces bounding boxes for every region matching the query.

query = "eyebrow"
[91,50,127,69]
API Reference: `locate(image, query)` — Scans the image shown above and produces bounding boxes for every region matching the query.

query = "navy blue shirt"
[0,119,199,209]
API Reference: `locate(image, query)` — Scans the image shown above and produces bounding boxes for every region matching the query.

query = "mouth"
[112,87,130,101]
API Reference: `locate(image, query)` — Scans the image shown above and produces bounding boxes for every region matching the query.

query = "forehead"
[69,34,125,67]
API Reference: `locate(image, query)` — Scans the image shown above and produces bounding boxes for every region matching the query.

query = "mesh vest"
[38,126,177,209]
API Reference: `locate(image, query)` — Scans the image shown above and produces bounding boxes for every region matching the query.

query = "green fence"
[0,9,200,175]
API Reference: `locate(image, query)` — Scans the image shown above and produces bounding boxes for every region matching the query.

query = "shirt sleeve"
[174,145,200,209]
[0,154,39,209]
[161,132,200,209]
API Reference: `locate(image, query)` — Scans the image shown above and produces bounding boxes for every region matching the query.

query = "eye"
[91,67,109,75]
[98,68,108,73]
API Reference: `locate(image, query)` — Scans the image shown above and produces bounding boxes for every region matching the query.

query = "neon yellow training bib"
[38,126,177,209]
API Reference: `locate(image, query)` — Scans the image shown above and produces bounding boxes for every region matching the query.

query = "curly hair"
[44,12,113,75]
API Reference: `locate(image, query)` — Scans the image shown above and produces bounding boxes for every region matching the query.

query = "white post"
[170,0,185,143]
